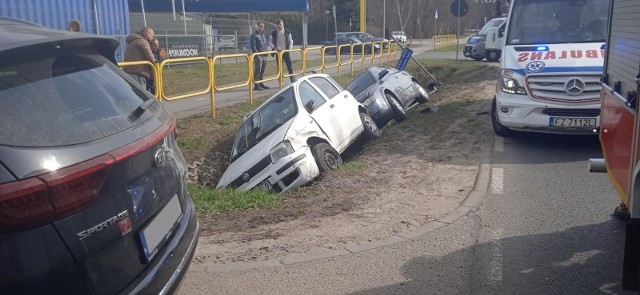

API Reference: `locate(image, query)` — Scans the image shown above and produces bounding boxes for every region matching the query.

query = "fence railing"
[432,34,458,50]
[118,40,399,118]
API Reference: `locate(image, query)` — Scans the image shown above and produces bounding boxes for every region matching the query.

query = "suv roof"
[0,17,118,63]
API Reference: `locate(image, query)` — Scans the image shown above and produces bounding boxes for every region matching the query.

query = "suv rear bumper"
[122,196,200,295]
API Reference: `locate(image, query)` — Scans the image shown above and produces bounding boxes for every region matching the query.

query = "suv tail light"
[0,115,176,233]
[0,155,115,233]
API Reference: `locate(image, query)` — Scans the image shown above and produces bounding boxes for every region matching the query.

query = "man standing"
[269,19,296,83]
[124,27,156,90]
[250,21,270,90]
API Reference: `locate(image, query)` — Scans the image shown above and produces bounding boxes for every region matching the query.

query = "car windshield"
[478,19,504,35]
[0,47,153,147]
[231,88,297,161]
[392,31,404,36]
[345,70,376,97]
[506,0,610,45]
[220,35,234,41]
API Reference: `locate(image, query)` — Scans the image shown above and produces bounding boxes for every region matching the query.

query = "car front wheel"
[312,143,343,175]
[413,80,429,104]
[386,93,407,123]
[360,112,381,139]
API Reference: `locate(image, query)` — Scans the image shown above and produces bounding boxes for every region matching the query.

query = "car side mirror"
[378,69,389,79]
[305,100,317,112]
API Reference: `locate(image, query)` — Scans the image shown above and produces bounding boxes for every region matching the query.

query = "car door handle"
[344,95,348,98]
[330,104,335,108]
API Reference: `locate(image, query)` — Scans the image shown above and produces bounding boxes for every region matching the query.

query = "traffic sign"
[395,47,413,71]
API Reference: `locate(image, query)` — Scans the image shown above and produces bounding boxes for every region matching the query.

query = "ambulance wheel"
[491,97,513,137]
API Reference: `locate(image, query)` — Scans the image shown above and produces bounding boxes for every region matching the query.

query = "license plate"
[549,117,597,127]
[139,194,183,262]
[258,180,272,191]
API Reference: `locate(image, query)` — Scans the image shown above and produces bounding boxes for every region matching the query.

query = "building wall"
[0,0,130,36]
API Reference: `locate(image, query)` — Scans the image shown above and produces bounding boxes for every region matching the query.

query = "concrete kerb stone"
[198,111,492,274]
[206,259,284,273]
[346,236,410,253]
[281,249,352,265]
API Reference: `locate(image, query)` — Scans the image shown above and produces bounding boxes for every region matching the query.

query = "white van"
[463,17,506,62]
[491,0,610,136]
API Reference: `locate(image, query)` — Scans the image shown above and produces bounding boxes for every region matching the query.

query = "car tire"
[364,47,371,54]
[486,50,501,62]
[312,143,343,176]
[413,80,429,104]
[386,93,407,123]
[360,112,381,139]
[491,97,513,137]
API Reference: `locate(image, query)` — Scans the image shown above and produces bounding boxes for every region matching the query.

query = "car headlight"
[500,69,526,95]
[270,140,294,163]
[362,97,375,107]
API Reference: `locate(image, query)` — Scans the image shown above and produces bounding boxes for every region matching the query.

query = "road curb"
[194,159,490,273]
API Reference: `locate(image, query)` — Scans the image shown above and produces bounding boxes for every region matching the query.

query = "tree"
[395,0,413,32]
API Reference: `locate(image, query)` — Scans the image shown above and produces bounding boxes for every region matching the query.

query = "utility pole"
[360,0,366,32]
[456,0,460,63]
[325,9,329,41]
[333,5,337,39]
[383,0,385,37]
[434,8,438,39]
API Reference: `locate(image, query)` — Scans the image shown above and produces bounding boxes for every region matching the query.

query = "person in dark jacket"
[269,19,296,83]
[147,37,162,95]
[123,27,156,90]
[250,21,270,90]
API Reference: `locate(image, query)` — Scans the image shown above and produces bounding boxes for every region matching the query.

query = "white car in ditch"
[217,74,381,193]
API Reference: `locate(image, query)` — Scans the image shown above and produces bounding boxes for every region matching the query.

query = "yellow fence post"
[117,60,158,97]
[212,53,252,109]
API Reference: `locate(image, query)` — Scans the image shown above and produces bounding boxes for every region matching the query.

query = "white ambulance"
[491,0,610,137]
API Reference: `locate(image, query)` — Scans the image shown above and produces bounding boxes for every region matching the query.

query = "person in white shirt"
[269,19,296,83]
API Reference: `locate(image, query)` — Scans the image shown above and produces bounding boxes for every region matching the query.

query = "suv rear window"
[0,47,153,147]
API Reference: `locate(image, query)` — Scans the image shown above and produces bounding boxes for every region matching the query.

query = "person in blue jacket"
[250,21,270,90]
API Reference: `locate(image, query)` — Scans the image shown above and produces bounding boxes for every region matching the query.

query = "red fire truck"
[590,0,640,291]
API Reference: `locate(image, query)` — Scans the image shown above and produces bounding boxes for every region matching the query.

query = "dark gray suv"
[0,17,199,294]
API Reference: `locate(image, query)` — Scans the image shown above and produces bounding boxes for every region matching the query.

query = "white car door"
[298,78,360,151]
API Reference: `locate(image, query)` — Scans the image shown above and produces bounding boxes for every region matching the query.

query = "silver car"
[345,66,430,127]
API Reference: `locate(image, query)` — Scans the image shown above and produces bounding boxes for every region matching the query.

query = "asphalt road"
[181,131,633,294]
[162,38,466,119]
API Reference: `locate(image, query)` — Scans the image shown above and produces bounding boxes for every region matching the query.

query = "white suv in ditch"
[217,74,380,193]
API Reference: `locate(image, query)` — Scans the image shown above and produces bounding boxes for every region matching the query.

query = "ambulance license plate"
[549,117,596,127]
